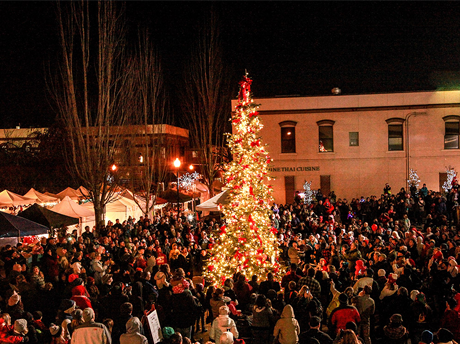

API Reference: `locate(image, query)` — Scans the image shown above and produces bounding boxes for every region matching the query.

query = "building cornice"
[239,103,460,115]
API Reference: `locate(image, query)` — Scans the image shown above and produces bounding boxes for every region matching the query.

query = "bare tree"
[50,1,136,229]
[126,30,170,217]
[181,10,232,197]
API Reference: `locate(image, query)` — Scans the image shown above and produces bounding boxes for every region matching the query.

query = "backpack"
[307,297,323,320]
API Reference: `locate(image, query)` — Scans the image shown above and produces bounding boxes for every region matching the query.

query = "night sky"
[2,2,460,128]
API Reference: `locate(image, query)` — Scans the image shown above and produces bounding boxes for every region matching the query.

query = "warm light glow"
[139,154,144,163]
[204,74,281,287]
[287,131,291,135]
[111,164,117,171]
[189,164,194,170]
[173,158,181,168]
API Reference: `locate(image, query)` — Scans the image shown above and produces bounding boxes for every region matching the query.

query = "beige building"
[232,90,460,204]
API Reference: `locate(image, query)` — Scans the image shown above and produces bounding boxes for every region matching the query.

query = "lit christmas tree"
[204,74,281,286]
[407,169,420,196]
[442,167,457,193]
[303,181,313,205]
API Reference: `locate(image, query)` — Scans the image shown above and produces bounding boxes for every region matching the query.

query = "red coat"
[0,322,23,344]
[71,285,93,310]
[330,305,361,334]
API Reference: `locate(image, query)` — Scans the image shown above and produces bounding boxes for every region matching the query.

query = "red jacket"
[0,321,23,344]
[330,305,361,334]
[71,285,93,310]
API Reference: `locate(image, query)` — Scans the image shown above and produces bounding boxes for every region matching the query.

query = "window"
[443,116,460,149]
[317,120,335,152]
[279,121,297,153]
[388,124,403,151]
[386,118,405,151]
[349,132,359,146]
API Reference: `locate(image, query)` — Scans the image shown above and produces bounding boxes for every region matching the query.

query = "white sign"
[146,310,163,344]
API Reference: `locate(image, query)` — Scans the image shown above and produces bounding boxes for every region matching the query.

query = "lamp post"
[174,158,181,214]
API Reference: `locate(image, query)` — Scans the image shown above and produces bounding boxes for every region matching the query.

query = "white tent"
[23,188,59,204]
[196,189,230,212]
[56,187,81,201]
[76,186,91,199]
[51,196,95,231]
[0,190,35,207]
[82,194,143,224]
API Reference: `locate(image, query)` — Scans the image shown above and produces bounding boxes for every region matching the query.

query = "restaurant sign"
[268,166,320,172]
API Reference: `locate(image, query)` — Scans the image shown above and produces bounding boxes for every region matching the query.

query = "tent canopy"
[0,211,49,238]
[196,189,230,212]
[0,190,35,207]
[76,186,91,199]
[51,196,95,219]
[56,187,81,201]
[18,204,79,228]
[23,188,59,203]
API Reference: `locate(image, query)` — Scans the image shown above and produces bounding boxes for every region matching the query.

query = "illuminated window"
[386,118,404,151]
[349,132,359,146]
[443,116,460,149]
[317,120,335,152]
[279,121,297,153]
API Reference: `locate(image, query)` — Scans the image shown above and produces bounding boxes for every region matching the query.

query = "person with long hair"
[210,288,226,321]
[252,294,275,344]
[336,329,362,344]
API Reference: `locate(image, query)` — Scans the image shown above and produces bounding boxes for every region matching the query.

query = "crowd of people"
[0,182,459,344]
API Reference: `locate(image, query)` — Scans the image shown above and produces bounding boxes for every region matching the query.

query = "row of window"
[279,116,460,153]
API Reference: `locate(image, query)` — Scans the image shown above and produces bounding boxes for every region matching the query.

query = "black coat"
[171,290,201,328]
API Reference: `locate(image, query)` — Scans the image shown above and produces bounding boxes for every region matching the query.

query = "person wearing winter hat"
[120,317,147,344]
[420,330,434,344]
[170,277,201,340]
[57,299,76,342]
[49,323,64,344]
[162,327,175,340]
[13,319,28,337]
[379,273,398,301]
[354,260,367,278]
[383,314,408,343]
[210,306,239,344]
[70,308,111,344]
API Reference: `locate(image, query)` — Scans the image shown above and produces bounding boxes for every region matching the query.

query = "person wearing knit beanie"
[420,330,433,344]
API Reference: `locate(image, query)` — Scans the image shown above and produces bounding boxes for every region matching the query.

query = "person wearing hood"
[119,317,147,344]
[70,284,93,310]
[57,299,76,342]
[209,306,238,344]
[273,304,300,344]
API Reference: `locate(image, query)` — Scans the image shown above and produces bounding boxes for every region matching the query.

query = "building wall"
[232,90,460,204]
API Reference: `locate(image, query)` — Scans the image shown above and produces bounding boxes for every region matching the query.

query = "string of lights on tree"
[407,169,420,195]
[203,73,281,286]
[442,167,457,193]
[303,181,313,205]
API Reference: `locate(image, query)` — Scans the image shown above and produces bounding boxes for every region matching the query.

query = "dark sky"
[2,2,460,128]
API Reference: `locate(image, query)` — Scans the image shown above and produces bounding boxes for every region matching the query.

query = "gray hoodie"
[120,317,148,344]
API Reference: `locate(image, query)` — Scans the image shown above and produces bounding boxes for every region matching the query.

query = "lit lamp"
[174,158,181,214]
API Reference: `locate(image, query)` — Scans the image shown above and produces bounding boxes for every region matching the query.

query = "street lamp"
[174,158,181,214]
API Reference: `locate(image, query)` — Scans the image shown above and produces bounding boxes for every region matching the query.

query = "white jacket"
[210,315,238,344]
